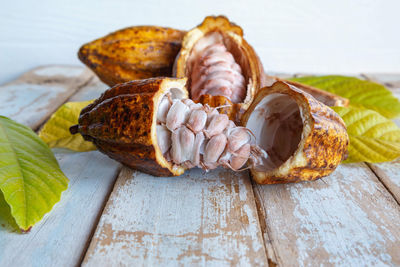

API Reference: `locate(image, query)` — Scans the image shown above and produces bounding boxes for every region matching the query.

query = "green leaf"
[332,107,400,163]
[39,100,96,152]
[290,75,400,118]
[0,191,19,232]
[0,116,69,231]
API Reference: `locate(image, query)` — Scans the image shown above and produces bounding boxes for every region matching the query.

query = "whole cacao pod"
[79,26,185,86]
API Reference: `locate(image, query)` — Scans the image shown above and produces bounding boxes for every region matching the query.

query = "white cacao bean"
[157,96,170,123]
[156,124,171,154]
[230,143,250,170]
[166,100,190,131]
[171,128,182,164]
[204,133,227,164]
[186,109,207,133]
[192,132,205,166]
[204,113,229,138]
[180,126,195,163]
[227,127,251,152]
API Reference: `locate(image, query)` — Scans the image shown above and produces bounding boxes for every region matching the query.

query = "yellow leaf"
[332,106,400,163]
[39,100,96,152]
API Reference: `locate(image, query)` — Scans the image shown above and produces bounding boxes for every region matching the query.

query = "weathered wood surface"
[83,167,268,266]
[0,65,93,129]
[1,66,400,267]
[68,75,108,102]
[0,66,121,266]
[254,163,400,266]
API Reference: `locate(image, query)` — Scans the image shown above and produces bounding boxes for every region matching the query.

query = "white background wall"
[1,0,399,84]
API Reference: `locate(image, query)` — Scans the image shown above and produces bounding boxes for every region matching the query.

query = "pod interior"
[245,93,304,172]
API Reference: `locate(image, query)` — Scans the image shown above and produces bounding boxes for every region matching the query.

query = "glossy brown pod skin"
[74,77,188,176]
[79,26,186,86]
[242,81,349,184]
[174,16,265,123]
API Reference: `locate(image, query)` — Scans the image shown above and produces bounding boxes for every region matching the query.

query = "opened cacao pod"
[173,16,265,122]
[71,78,348,184]
[73,77,188,176]
[79,26,185,86]
[242,81,349,184]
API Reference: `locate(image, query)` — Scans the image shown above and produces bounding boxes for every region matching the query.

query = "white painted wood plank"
[0,65,93,129]
[68,75,108,102]
[0,150,120,267]
[254,163,400,266]
[0,66,121,266]
[369,159,400,204]
[83,167,268,266]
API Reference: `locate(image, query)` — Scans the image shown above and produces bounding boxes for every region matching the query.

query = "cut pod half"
[75,77,188,176]
[242,81,349,184]
[174,16,265,122]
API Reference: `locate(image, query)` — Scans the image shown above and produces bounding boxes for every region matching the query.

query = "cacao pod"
[79,26,186,86]
[242,81,349,184]
[173,16,265,122]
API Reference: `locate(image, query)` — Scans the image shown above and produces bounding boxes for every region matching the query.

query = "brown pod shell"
[173,16,265,122]
[75,77,188,176]
[242,81,349,184]
[79,26,186,86]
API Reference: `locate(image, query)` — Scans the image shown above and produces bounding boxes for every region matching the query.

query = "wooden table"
[0,66,399,266]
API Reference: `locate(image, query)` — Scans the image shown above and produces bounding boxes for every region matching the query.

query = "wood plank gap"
[77,164,123,267]
[366,163,400,206]
[251,178,279,267]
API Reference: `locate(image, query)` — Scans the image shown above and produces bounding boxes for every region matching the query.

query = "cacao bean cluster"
[156,94,266,171]
[190,32,246,103]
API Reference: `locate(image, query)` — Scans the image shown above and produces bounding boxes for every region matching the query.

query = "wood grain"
[0,65,93,129]
[0,66,121,266]
[362,73,400,203]
[83,167,268,266]
[253,163,400,266]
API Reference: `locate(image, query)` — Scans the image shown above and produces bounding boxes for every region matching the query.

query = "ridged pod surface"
[174,16,265,123]
[75,77,188,176]
[79,26,186,86]
[242,81,349,184]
